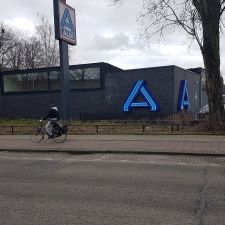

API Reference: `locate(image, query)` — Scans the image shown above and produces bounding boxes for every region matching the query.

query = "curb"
[1,148,225,157]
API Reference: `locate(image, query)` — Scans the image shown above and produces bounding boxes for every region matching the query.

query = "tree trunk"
[197,0,224,124]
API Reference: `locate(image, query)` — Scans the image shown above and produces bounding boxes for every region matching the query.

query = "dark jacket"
[43,107,59,120]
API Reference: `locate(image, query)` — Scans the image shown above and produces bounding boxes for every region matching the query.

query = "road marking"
[210,164,220,167]
[1,154,225,167]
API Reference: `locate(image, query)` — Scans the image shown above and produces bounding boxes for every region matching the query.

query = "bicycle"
[30,121,68,143]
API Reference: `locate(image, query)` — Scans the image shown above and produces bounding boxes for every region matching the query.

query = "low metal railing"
[0,124,180,135]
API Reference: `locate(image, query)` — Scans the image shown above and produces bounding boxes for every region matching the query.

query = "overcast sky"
[1,0,225,76]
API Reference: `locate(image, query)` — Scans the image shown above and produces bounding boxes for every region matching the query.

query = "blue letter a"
[178,80,190,110]
[123,80,160,112]
[61,8,75,33]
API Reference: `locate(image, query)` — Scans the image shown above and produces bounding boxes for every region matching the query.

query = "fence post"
[177,124,179,131]
[96,125,99,133]
[11,126,14,135]
[142,125,145,133]
[171,124,173,133]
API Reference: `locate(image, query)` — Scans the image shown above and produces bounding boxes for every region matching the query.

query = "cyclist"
[41,104,60,139]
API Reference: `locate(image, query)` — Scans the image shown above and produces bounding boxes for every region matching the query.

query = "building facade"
[0,62,207,119]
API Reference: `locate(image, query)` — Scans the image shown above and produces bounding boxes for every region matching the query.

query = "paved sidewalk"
[0,134,225,155]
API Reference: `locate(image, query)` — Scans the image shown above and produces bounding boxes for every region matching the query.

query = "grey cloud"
[1,0,224,76]
[92,33,130,50]
[0,0,54,26]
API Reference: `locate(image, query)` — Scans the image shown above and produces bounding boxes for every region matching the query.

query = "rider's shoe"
[48,135,53,139]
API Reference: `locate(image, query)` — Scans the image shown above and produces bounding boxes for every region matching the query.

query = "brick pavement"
[0,134,225,155]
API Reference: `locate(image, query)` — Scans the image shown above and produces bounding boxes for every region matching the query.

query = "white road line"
[210,164,220,167]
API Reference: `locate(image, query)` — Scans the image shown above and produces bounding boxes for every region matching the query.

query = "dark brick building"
[0,62,207,119]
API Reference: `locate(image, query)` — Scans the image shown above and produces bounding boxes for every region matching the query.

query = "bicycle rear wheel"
[53,126,68,143]
[30,127,44,142]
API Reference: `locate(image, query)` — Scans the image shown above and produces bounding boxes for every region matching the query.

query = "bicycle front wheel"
[30,127,44,142]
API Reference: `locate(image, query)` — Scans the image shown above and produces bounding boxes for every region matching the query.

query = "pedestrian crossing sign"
[58,1,76,45]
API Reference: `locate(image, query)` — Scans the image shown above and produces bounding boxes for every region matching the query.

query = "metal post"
[171,124,173,132]
[59,39,70,120]
[54,0,70,121]
[199,73,203,109]
[194,81,198,120]
[142,125,145,133]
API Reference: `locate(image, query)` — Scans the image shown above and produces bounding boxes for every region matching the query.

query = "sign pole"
[59,39,70,120]
[53,0,76,121]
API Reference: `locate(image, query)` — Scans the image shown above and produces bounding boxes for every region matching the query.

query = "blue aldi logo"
[123,80,190,112]
[61,8,75,40]
[59,2,76,45]
[178,80,190,110]
[123,80,160,112]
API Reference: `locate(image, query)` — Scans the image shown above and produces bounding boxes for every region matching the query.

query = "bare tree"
[0,24,16,70]
[4,39,24,70]
[112,0,225,125]
[0,16,60,71]
[35,16,59,67]
[0,25,34,70]
[22,37,42,69]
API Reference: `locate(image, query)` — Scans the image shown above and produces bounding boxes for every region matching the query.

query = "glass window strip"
[2,66,102,93]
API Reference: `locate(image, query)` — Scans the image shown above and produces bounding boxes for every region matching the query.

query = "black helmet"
[50,104,56,108]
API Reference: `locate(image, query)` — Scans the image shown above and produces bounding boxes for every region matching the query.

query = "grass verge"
[1,118,225,135]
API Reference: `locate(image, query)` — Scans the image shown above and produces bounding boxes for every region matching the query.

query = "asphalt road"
[0,152,225,225]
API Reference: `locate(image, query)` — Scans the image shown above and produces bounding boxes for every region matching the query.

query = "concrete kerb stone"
[1,149,225,157]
